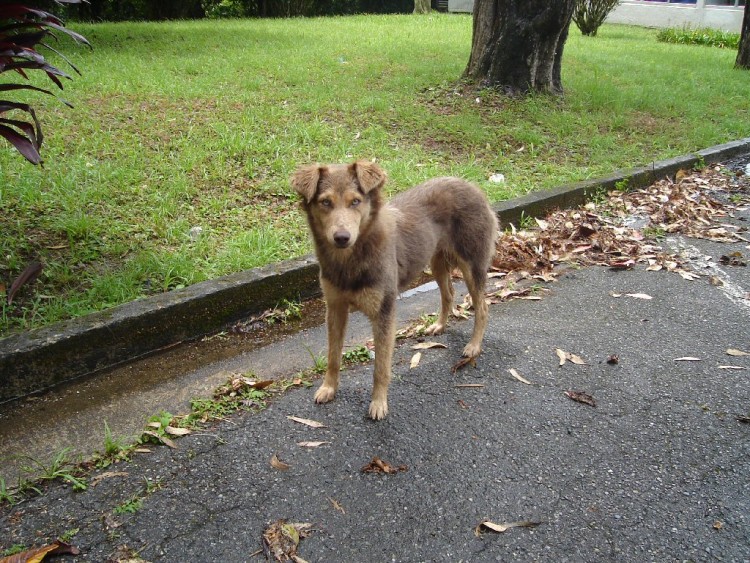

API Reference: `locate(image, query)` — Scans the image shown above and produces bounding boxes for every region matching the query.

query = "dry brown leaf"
[361,456,408,475]
[164,426,191,436]
[262,520,313,562]
[564,390,597,407]
[718,365,747,370]
[625,293,653,300]
[297,441,330,448]
[568,353,587,365]
[141,430,177,449]
[674,357,701,362]
[286,416,326,428]
[508,368,531,385]
[555,348,567,366]
[454,383,485,388]
[606,354,620,365]
[1,541,80,563]
[476,520,541,535]
[410,352,422,369]
[556,349,587,366]
[271,454,290,471]
[411,342,448,350]
[451,356,476,373]
[329,497,345,514]
[726,348,750,357]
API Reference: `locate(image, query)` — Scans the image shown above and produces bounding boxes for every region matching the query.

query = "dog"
[292,160,498,420]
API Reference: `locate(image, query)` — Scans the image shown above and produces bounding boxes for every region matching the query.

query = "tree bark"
[464,0,577,94]
[736,2,750,69]
[414,0,431,14]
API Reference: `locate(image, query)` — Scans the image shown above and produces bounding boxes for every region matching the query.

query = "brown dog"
[292,160,498,419]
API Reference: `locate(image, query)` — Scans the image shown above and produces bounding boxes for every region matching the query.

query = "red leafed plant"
[0,1,89,164]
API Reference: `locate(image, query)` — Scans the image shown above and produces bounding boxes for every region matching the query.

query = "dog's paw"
[424,322,445,336]
[462,342,482,359]
[314,384,337,404]
[368,399,389,420]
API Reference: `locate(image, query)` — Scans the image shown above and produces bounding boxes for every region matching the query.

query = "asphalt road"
[2,222,749,561]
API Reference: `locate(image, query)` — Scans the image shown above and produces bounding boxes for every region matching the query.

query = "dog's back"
[386,177,498,292]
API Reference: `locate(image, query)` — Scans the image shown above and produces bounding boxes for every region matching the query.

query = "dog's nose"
[333,230,351,247]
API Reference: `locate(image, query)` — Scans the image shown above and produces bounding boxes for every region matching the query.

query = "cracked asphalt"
[2,221,749,561]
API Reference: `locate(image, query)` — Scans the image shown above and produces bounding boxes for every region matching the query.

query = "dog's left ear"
[352,160,386,194]
[291,165,322,203]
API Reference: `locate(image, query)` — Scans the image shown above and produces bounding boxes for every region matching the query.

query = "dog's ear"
[352,160,386,194]
[291,165,322,203]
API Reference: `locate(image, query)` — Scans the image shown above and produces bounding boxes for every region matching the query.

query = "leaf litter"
[361,456,408,475]
[475,520,542,535]
[262,519,313,562]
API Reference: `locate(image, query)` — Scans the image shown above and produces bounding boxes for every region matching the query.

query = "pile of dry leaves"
[488,164,749,300]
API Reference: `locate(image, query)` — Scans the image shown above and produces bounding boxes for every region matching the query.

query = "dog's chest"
[320,279,384,318]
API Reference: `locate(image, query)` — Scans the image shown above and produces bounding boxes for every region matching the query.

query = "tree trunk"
[414,0,431,14]
[464,0,577,94]
[736,2,750,69]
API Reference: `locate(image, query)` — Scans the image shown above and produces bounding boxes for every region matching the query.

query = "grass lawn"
[1,13,748,336]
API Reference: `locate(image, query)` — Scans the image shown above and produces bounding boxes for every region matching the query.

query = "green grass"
[1,14,749,335]
[657,26,740,49]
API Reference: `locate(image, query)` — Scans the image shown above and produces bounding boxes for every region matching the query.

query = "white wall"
[447,0,744,33]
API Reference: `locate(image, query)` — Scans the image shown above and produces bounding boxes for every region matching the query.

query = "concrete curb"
[2,137,749,402]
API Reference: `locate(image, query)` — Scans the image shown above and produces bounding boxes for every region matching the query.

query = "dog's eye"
[350,198,361,207]
[319,199,332,208]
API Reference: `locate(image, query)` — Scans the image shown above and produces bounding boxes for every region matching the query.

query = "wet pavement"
[1,156,749,562]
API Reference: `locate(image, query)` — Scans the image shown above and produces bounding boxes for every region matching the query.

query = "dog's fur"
[292,160,498,419]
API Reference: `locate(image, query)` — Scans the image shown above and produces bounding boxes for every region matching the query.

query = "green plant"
[21,447,87,491]
[518,211,536,230]
[304,345,327,374]
[573,0,620,37]
[59,528,80,543]
[342,345,373,365]
[0,476,17,505]
[0,1,89,164]
[614,178,630,192]
[103,420,129,458]
[657,26,740,49]
[266,298,303,325]
[113,493,143,515]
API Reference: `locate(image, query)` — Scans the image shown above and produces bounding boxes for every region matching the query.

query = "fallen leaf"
[555,348,567,366]
[133,448,151,454]
[361,456,407,475]
[736,415,750,423]
[674,357,701,362]
[164,426,191,436]
[476,520,541,535]
[564,390,597,407]
[410,352,422,369]
[146,421,161,429]
[411,342,447,350]
[454,383,485,388]
[1,541,80,563]
[713,521,724,530]
[625,293,653,300]
[451,356,476,373]
[329,497,345,514]
[508,368,531,385]
[297,441,330,448]
[718,365,747,370]
[271,454,290,471]
[556,349,587,366]
[262,520,313,562]
[287,416,326,428]
[7,261,43,305]
[141,430,177,449]
[606,354,619,365]
[726,348,750,357]
[457,399,469,409]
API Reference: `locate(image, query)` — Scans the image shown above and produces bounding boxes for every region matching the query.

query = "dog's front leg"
[369,296,396,420]
[315,299,348,404]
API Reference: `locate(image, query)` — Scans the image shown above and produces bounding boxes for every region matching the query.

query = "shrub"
[0,1,89,164]
[573,0,620,37]
[657,26,740,49]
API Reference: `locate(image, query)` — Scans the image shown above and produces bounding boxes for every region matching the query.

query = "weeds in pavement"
[343,345,374,365]
[20,448,87,492]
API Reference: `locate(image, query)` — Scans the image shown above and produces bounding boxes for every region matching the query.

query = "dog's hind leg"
[368,295,396,420]
[459,260,489,359]
[424,252,455,337]
[315,299,348,404]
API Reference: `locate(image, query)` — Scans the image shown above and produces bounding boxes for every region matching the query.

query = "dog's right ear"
[291,165,322,203]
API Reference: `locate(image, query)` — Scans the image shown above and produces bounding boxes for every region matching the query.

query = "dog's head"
[291,160,386,250]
